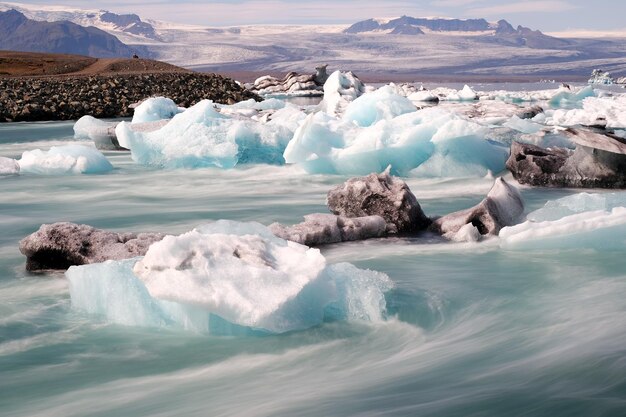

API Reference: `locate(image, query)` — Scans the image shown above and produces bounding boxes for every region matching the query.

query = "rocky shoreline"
[0,72,260,122]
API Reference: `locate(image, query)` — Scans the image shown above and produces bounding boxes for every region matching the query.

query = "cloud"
[467,0,578,16]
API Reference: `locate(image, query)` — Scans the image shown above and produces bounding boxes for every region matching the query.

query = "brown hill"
[0,51,190,77]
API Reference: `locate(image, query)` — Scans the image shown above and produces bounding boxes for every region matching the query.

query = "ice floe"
[131,97,184,123]
[67,221,393,334]
[0,156,20,175]
[18,145,113,175]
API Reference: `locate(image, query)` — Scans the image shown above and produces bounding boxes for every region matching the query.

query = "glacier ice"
[284,106,508,177]
[67,221,393,334]
[548,85,595,109]
[500,207,626,251]
[548,95,626,129]
[342,85,416,127]
[18,145,113,175]
[73,115,117,141]
[131,97,184,123]
[527,192,626,222]
[445,85,478,101]
[0,156,20,175]
[320,70,366,116]
[116,100,306,168]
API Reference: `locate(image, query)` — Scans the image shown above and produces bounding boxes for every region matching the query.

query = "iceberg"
[131,97,184,123]
[67,221,393,334]
[548,85,595,109]
[500,207,626,251]
[527,192,626,222]
[588,69,614,85]
[0,156,19,175]
[342,85,416,127]
[18,145,114,175]
[116,100,305,168]
[444,85,478,101]
[284,107,508,177]
[320,70,366,116]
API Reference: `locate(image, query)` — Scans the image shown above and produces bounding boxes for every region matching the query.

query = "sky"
[9,0,626,31]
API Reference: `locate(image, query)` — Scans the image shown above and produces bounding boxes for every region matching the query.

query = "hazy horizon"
[3,0,626,32]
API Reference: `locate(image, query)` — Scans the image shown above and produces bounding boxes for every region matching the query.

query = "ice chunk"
[527,192,626,222]
[549,95,626,129]
[116,100,302,169]
[0,156,19,175]
[407,90,439,103]
[131,97,184,123]
[588,69,614,85]
[449,223,481,242]
[67,221,393,334]
[342,85,416,127]
[445,85,478,101]
[503,115,543,134]
[18,145,113,175]
[500,207,626,251]
[548,85,595,109]
[320,70,366,116]
[285,107,508,177]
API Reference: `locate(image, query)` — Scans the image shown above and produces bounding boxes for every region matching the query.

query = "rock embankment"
[0,72,259,122]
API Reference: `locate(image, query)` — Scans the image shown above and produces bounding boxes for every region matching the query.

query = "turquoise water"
[1,121,625,417]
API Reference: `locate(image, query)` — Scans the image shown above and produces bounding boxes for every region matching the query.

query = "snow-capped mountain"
[1,2,626,78]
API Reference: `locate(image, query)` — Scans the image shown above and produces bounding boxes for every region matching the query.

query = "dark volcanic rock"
[20,222,164,271]
[326,171,431,234]
[507,130,626,188]
[0,72,259,122]
[430,178,524,239]
[270,213,386,246]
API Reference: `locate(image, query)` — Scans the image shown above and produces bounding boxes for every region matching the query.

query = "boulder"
[19,222,164,271]
[507,128,626,188]
[269,213,386,246]
[326,170,431,234]
[430,178,524,240]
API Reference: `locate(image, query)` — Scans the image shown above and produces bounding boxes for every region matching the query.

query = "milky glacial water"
[1,121,626,417]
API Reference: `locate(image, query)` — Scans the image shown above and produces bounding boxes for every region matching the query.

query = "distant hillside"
[0,51,191,76]
[0,9,136,58]
[345,16,571,49]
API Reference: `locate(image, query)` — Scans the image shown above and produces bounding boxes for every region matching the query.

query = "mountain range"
[1,2,625,79]
[0,9,136,58]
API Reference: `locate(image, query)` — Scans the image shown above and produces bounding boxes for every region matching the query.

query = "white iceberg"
[527,192,626,222]
[116,100,305,168]
[444,85,478,101]
[73,115,117,141]
[18,145,114,175]
[548,85,595,109]
[285,107,508,177]
[67,221,393,334]
[320,70,366,116]
[131,97,184,124]
[548,95,626,129]
[342,85,416,127]
[0,156,20,175]
[500,207,626,251]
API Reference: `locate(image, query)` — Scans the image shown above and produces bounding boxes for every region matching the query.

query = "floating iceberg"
[549,95,626,129]
[0,156,19,175]
[588,69,614,85]
[116,100,305,168]
[320,70,366,116]
[67,221,393,334]
[18,145,113,175]
[527,192,626,222]
[500,207,626,251]
[285,106,508,177]
[444,85,478,101]
[548,85,595,109]
[342,85,416,127]
[131,97,184,123]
